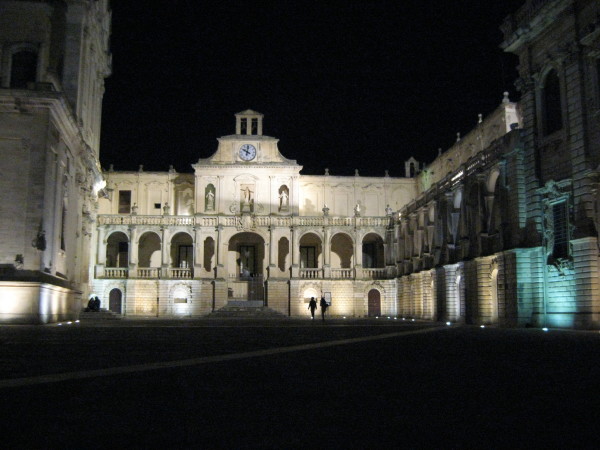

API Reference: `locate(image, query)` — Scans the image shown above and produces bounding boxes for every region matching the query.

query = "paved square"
[1,319,598,448]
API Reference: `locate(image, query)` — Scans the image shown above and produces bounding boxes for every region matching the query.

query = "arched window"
[543,70,562,135]
[10,50,38,88]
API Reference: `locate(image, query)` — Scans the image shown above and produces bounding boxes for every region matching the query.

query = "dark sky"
[100,0,524,177]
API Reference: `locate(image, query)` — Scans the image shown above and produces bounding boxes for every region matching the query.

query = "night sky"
[100,0,525,177]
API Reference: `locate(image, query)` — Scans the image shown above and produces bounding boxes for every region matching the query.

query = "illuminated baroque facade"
[0,0,111,323]
[397,0,600,329]
[93,110,417,318]
[3,0,600,329]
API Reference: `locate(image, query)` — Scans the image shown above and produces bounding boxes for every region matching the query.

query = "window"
[10,50,37,88]
[240,118,248,134]
[552,201,568,259]
[300,246,317,268]
[60,201,67,251]
[118,190,131,214]
[251,118,258,134]
[543,70,563,135]
[154,203,161,209]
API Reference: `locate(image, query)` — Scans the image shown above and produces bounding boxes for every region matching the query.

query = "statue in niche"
[278,185,289,212]
[240,184,254,212]
[205,184,216,212]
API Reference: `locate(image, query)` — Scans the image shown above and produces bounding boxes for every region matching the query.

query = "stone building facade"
[92,110,417,318]
[3,0,600,329]
[0,1,111,323]
[396,0,600,329]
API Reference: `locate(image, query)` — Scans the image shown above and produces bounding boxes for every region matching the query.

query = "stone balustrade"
[97,214,390,229]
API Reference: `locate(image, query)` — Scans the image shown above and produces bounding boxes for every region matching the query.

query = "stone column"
[268,225,277,278]
[355,231,363,279]
[215,224,226,279]
[291,226,299,277]
[194,226,203,277]
[97,225,107,265]
[129,226,138,270]
[322,226,331,278]
[161,227,170,275]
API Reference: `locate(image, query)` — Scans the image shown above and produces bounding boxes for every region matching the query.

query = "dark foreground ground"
[0,317,599,449]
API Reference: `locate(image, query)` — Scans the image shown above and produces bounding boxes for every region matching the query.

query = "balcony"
[96,266,193,279]
[97,265,393,281]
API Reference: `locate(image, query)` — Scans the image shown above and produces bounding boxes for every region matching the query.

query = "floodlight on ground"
[480,325,485,328]
[446,322,451,326]
[542,327,549,332]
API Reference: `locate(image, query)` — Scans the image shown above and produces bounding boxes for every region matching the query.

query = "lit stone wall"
[0,282,78,324]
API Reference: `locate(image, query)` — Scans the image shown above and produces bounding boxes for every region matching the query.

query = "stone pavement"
[0,318,599,448]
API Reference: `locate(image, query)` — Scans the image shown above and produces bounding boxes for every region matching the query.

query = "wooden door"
[368,289,381,317]
[109,288,122,314]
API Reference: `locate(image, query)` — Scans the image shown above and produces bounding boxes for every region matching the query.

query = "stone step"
[79,308,122,320]
[208,304,286,318]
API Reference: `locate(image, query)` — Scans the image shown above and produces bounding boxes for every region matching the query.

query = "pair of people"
[86,296,101,312]
[308,296,328,321]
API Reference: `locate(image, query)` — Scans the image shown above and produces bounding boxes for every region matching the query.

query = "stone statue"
[279,190,289,211]
[206,189,215,211]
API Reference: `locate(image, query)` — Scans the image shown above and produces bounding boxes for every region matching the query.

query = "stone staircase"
[78,308,122,321]
[208,301,287,318]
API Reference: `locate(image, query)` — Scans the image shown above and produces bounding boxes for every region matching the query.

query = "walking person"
[320,296,328,322]
[308,297,317,319]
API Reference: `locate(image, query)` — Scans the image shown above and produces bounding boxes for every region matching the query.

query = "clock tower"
[193,110,302,215]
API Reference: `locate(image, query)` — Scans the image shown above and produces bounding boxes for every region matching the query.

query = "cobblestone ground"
[0,318,598,448]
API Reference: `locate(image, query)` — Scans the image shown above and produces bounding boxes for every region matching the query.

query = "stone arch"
[170,231,193,268]
[487,168,501,194]
[138,231,161,268]
[330,232,354,269]
[102,282,126,314]
[362,232,384,268]
[227,232,266,277]
[106,231,129,267]
[299,232,322,268]
[170,283,193,316]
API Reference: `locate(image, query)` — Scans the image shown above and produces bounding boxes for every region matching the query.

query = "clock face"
[239,144,256,161]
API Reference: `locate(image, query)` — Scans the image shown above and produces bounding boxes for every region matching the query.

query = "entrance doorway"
[367,289,381,317]
[239,245,256,277]
[109,288,122,314]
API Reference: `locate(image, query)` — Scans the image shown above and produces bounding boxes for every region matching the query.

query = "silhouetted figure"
[320,296,328,322]
[93,296,101,311]
[308,297,317,319]
[86,297,95,312]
